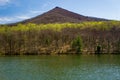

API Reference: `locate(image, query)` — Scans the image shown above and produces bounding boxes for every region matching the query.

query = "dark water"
[0,55,120,80]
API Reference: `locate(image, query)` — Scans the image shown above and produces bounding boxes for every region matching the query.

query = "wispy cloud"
[0,17,14,22]
[0,15,31,24]
[0,0,56,24]
[30,10,43,14]
[0,0,11,6]
[16,15,31,19]
[0,10,44,24]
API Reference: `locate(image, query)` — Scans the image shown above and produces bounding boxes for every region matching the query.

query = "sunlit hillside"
[0,21,120,55]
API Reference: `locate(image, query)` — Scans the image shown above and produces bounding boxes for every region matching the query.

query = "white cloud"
[0,0,11,6]
[16,15,31,19]
[0,15,31,24]
[0,17,15,24]
[30,10,43,14]
[0,9,45,24]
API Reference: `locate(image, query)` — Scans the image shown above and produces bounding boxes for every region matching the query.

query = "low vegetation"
[0,21,120,55]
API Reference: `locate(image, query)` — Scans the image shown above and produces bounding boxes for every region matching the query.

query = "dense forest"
[0,21,120,55]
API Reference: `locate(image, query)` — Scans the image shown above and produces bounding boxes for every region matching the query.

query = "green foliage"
[45,38,51,46]
[0,21,120,33]
[95,45,102,54]
[116,40,120,53]
[72,36,82,54]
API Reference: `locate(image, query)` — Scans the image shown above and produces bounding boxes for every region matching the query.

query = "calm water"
[0,55,120,80]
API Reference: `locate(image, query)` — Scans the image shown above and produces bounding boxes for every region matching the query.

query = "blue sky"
[0,0,120,24]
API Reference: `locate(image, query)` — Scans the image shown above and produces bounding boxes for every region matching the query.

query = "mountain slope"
[18,7,108,24]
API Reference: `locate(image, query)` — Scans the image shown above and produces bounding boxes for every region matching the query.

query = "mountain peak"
[51,6,64,11]
[54,6,61,9]
[17,7,108,24]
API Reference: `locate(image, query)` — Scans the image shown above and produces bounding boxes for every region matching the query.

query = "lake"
[0,55,120,80]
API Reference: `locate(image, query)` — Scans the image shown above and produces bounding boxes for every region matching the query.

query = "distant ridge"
[14,7,108,24]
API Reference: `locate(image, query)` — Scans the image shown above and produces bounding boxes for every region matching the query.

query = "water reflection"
[0,55,120,80]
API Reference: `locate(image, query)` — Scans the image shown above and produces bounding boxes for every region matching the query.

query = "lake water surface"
[0,55,120,80]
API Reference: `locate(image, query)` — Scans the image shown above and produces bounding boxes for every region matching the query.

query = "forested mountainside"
[0,21,120,55]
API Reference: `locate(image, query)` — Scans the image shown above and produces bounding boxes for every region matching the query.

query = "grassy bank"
[0,21,120,55]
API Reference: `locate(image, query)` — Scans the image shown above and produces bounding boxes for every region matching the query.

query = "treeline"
[0,21,120,55]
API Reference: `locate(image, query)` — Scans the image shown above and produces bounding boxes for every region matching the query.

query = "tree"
[95,45,102,54]
[72,36,82,54]
[115,39,120,53]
